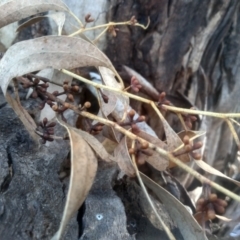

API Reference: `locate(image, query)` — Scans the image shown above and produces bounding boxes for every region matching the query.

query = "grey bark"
[1,0,240,239]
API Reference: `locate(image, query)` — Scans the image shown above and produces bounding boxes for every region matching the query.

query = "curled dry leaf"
[123,65,159,100]
[131,154,175,240]
[0,0,69,29]
[195,160,240,187]
[5,92,38,142]
[215,215,232,222]
[98,67,129,142]
[0,35,117,95]
[72,128,114,162]
[133,130,169,171]
[114,135,135,177]
[17,12,66,36]
[141,173,208,240]
[52,118,98,240]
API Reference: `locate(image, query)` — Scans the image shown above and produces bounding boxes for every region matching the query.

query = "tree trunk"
[0,0,239,239]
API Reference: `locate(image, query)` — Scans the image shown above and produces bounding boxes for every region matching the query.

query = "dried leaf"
[123,65,159,100]
[131,158,175,240]
[52,119,98,240]
[162,116,183,152]
[72,128,113,162]
[141,173,208,240]
[98,67,129,142]
[17,12,66,36]
[5,92,38,141]
[114,135,135,177]
[0,0,69,29]
[134,130,169,171]
[195,160,240,187]
[215,215,232,222]
[0,35,117,95]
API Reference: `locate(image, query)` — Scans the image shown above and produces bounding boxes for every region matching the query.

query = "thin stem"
[61,69,151,104]
[35,130,66,140]
[68,10,84,28]
[93,27,109,44]
[78,111,240,203]
[62,69,240,120]
[13,78,20,103]
[163,105,240,118]
[230,118,240,127]
[69,20,149,37]
[43,89,240,202]
[177,113,188,131]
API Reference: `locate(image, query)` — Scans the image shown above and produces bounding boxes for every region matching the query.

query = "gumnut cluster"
[36,117,56,144]
[194,185,228,224]
[173,134,203,160]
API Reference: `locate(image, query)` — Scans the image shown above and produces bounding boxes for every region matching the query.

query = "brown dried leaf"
[141,173,208,240]
[0,35,117,95]
[215,215,232,222]
[52,119,98,240]
[98,67,129,142]
[123,65,159,100]
[5,92,38,141]
[114,135,135,177]
[162,116,183,152]
[0,0,69,29]
[134,130,169,171]
[17,12,66,35]
[72,128,114,162]
[195,160,240,187]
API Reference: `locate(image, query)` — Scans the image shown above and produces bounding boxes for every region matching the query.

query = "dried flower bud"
[192,152,202,160]
[67,94,74,102]
[47,122,56,128]
[63,84,69,91]
[52,105,58,111]
[207,208,216,220]
[128,148,135,155]
[72,85,80,92]
[84,102,91,108]
[31,91,38,98]
[193,141,203,150]
[183,135,190,144]
[215,198,228,207]
[43,118,48,126]
[64,102,70,109]
[137,116,146,122]
[128,109,136,119]
[131,124,140,134]
[52,91,59,96]
[33,78,40,85]
[209,194,217,201]
[85,13,94,23]
[141,142,149,149]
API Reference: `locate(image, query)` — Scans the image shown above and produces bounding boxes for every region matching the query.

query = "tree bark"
[1,1,240,239]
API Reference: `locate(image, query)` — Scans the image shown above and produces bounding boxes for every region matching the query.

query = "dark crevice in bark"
[0,146,13,193]
[77,202,85,238]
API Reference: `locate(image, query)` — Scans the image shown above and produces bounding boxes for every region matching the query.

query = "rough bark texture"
[1,0,240,240]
